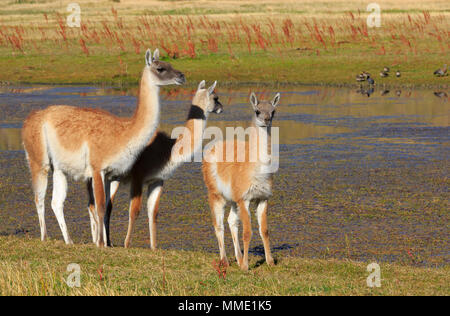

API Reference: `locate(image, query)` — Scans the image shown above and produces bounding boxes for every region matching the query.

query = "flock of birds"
[356,64,447,85]
[355,67,400,85]
[355,64,448,98]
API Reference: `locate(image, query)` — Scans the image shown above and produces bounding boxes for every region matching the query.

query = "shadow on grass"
[250,243,299,256]
[253,257,280,269]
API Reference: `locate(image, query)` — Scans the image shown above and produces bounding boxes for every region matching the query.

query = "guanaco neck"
[250,119,273,169]
[127,68,160,145]
[251,118,271,152]
[170,103,210,166]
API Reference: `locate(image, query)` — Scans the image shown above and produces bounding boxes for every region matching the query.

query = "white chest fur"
[244,171,272,201]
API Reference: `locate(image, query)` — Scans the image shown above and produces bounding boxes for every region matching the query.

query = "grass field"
[0,236,448,295]
[0,0,448,297]
[0,0,448,87]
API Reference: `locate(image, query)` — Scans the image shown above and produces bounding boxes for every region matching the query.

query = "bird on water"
[434,64,447,77]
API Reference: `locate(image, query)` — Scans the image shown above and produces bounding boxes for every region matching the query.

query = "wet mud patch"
[0,85,448,267]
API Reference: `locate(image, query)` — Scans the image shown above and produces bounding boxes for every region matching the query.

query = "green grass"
[0,236,448,295]
[0,49,448,88]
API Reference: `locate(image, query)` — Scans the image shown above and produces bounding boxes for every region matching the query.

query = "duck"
[434,91,448,98]
[383,66,390,73]
[396,70,401,77]
[367,76,375,85]
[381,89,390,96]
[380,71,389,78]
[396,90,402,97]
[356,73,366,82]
[434,64,448,77]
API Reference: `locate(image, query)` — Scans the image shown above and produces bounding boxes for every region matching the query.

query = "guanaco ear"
[145,49,152,66]
[153,49,160,62]
[197,80,206,91]
[208,81,217,95]
[271,93,281,107]
[250,92,259,111]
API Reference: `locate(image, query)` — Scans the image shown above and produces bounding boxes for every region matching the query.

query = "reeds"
[0,9,447,61]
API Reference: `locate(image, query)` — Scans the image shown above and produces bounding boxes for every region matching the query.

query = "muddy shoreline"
[0,85,448,268]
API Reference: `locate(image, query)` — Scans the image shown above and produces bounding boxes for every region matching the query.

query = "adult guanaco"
[88,80,223,248]
[202,92,280,270]
[22,49,185,247]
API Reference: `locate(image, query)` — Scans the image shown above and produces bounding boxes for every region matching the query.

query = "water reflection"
[355,85,374,97]
[0,85,448,151]
[0,128,21,151]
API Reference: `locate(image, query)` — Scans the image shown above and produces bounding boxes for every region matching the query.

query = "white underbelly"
[48,142,92,180]
[45,125,92,180]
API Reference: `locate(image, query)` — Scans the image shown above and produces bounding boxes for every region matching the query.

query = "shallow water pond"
[0,84,448,267]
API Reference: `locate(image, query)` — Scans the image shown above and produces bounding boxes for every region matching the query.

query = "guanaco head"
[250,92,280,127]
[192,80,223,115]
[144,49,186,86]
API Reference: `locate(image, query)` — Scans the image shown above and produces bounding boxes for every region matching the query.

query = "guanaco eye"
[255,110,261,115]
[157,67,164,72]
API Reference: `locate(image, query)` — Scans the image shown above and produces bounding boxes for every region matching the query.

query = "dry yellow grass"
[0,236,448,295]
[2,1,449,19]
